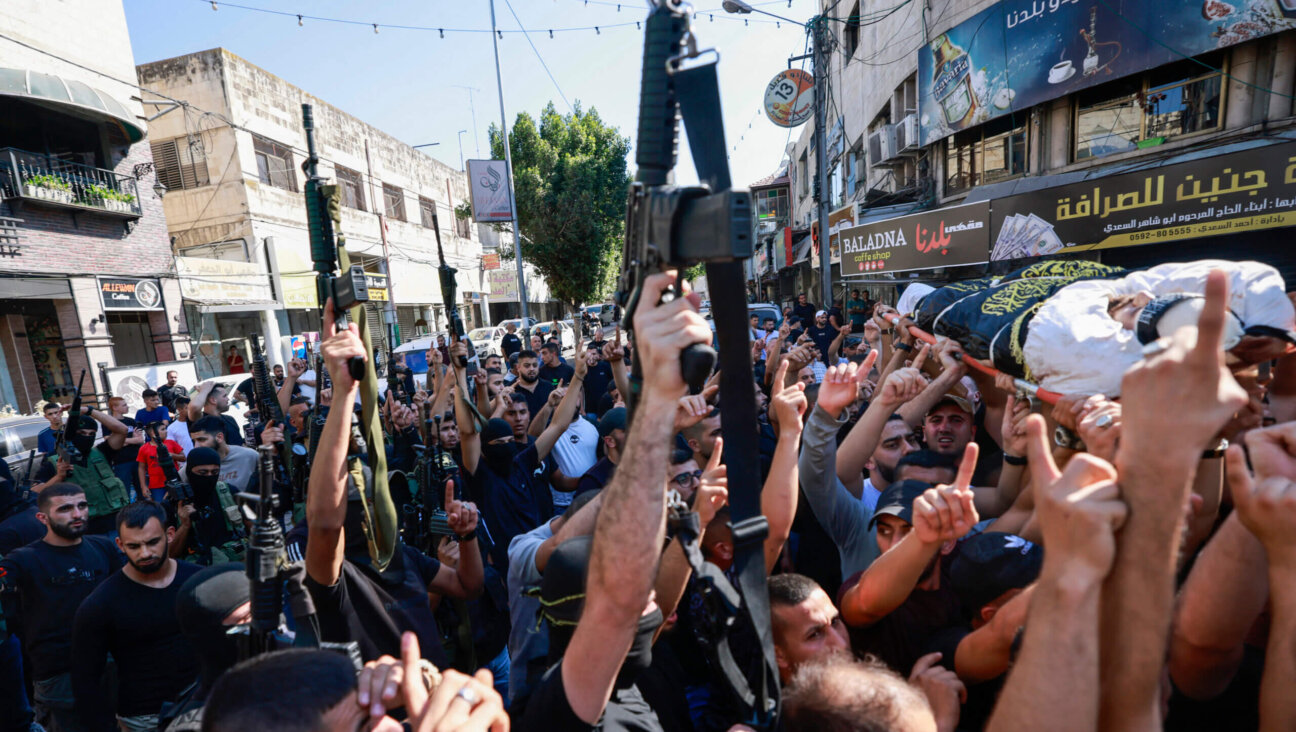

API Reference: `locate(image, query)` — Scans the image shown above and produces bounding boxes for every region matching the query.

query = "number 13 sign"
[764,69,814,128]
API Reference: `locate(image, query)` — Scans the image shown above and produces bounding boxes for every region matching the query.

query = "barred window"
[150,137,210,191]
[336,165,365,211]
[383,184,406,221]
[253,135,297,192]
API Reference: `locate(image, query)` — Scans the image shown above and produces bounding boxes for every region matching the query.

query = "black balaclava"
[540,535,663,689]
[185,447,222,505]
[72,429,96,459]
[176,563,250,695]
[481,418,518,476]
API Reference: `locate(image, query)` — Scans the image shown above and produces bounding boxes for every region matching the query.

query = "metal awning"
[0,68,145,143]
[790,235,813,265]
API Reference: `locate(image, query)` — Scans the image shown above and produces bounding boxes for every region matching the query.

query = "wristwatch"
[1053,425,1086,452]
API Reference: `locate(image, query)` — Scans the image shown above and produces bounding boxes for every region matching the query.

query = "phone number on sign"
[1126,226,1194,243]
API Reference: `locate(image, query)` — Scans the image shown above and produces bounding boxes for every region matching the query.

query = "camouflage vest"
[194,481,247,565]
[68,449,128,519]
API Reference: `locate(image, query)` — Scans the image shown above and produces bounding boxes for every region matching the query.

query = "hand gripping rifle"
[302,103,399,572]
[615,3,777,726]
[249,334,294,488]
[148,422,214,563]
[54,370,88,468]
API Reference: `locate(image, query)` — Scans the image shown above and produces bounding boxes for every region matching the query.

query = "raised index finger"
[954,441,978,490]
[707,437,725,472]
[859,349,879,376]
[323,297,337,336]
[1193,269,1232,363]
[444,479,456,511]
[910,343,930,372]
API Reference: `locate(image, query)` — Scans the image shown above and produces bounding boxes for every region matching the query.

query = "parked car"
[533,320,578,359]
[467,326,505,359]
[498,317,538,334]
[702,302,782,336]
[0,415,50,487]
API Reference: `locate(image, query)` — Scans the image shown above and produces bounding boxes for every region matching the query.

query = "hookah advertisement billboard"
[918,0,1296,147]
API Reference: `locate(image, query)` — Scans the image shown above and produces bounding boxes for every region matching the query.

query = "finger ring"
[1141,337,1172,359]
[1095,413,1113,430]
[455,686,481,705]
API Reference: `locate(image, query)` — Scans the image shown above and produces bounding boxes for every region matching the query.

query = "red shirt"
[136,440,185,489]
[227,354,246,374]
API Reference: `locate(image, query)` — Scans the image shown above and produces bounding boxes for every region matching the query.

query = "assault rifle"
[614,3,774,726]
[430,212,469,369]
[249,334,293,492]
[302,102,398,572]
[54,370,88,467]
[238,446,287,657]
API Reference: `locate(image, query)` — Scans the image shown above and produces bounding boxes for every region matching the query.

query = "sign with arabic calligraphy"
[764,69,814,128]
[990,141,1296,259]
[841,201,990,275]
[467,159,513,222]
[918,0,1296,147]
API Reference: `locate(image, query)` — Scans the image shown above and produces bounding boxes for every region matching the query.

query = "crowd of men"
[1,269,1294,732]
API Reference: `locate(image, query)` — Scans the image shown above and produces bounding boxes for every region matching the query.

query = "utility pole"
[812,16,833,310]
[489,0,530,330]
[364,138,400,351]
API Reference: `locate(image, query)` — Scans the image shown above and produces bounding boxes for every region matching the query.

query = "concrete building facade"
[137,49,493,377]
[0,0,185,413]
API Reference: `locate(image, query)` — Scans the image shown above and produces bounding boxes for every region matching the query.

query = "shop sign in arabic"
[990,142,1296,258]
[840,201,990,275]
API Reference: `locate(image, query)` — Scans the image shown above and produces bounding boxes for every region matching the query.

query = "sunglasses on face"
[671,470,703,488]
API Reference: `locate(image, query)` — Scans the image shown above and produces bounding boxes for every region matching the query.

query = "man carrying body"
[72,501,202,731]
[0,484,122,731]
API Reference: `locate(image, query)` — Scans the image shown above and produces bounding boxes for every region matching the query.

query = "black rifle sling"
[674,55,780,725]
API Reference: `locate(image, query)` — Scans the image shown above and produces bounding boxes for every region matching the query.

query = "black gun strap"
[674,57,780,725]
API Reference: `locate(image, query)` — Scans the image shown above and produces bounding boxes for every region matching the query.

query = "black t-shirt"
[806,324,836,357]
[576,457,616,495]
[72,560,202,724]
[465,445,554,572]
[157,384,188,412]
[538,363,576,390]
[827,306,845,328]
[516,381,553,423]
[501,333,523,358]
[218,414,243,447]
[0,536,122,679]
[0,505,43,555]
[791,303,817,325]
[928,625,1002,731]
[582,362,614,415]
[100,417,141,466]
[521,660,663,732]
[305,544,450,668]
[846,545,966,675]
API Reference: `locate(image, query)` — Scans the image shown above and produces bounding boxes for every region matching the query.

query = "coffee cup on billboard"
[1048,60,1075,84]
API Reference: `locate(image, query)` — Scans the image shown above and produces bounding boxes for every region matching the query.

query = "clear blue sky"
[124,0,822,189]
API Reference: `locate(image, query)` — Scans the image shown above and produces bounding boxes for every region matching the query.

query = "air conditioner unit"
[896,114,919,154]
[868,126,896,165]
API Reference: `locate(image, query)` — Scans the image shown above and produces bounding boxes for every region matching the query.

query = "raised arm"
[828,325,850,364]
[1102,271,1248,732]
[603,327,631,403]
[279,357,304,416]
[304,300,367,588]
[450,341,480,476]
[536,356,587,460]
[835,347,929,495]
[425,481,484,600]
[1223,425,1296,731]
[840,443,978,627]
[561,272,710,724]
[896,338,967,428]
[87,406,128,450]
[763,360,808,571]
[987,417,1127,732]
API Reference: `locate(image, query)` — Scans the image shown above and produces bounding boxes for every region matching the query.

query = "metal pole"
[813,16,833,310]
[365,138,400,350]
[489,0,530,330]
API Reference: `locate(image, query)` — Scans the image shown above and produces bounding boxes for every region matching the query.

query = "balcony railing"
[0,147,142,218]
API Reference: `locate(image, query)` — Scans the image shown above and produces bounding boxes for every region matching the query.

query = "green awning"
[0,68,145,143]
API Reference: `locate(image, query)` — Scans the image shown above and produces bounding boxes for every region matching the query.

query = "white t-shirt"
[297,370,317,404]
[166,419,194,457]
[549,417,599,509]
[860,476,881,514]
[220,445,260,492]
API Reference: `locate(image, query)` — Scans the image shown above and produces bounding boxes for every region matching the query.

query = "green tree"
[490,102,630,314]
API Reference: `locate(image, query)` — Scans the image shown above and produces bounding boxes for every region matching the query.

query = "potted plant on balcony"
[24,173,73,204]
[106,188,137,214]
[81,184,133,213]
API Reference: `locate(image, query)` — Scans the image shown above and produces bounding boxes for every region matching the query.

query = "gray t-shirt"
[507,519,554,704]
[219,445,259,492]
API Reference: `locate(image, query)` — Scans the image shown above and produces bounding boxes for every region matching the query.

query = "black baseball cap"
[949,531,1043,615]
[867,479,933,530]
[598,407,627,438]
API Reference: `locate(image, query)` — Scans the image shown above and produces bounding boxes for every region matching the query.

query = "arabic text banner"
[989,142,1296,259]
[919,0,1296,146]
[841,201,991,275]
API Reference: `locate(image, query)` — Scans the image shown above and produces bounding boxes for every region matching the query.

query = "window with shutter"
[419,197,437,229]
[150,137,210,191]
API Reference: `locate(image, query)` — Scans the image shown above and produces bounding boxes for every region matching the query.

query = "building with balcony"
[0,0,185,413]
[787,0,1296,304]
[136,49,492,377]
